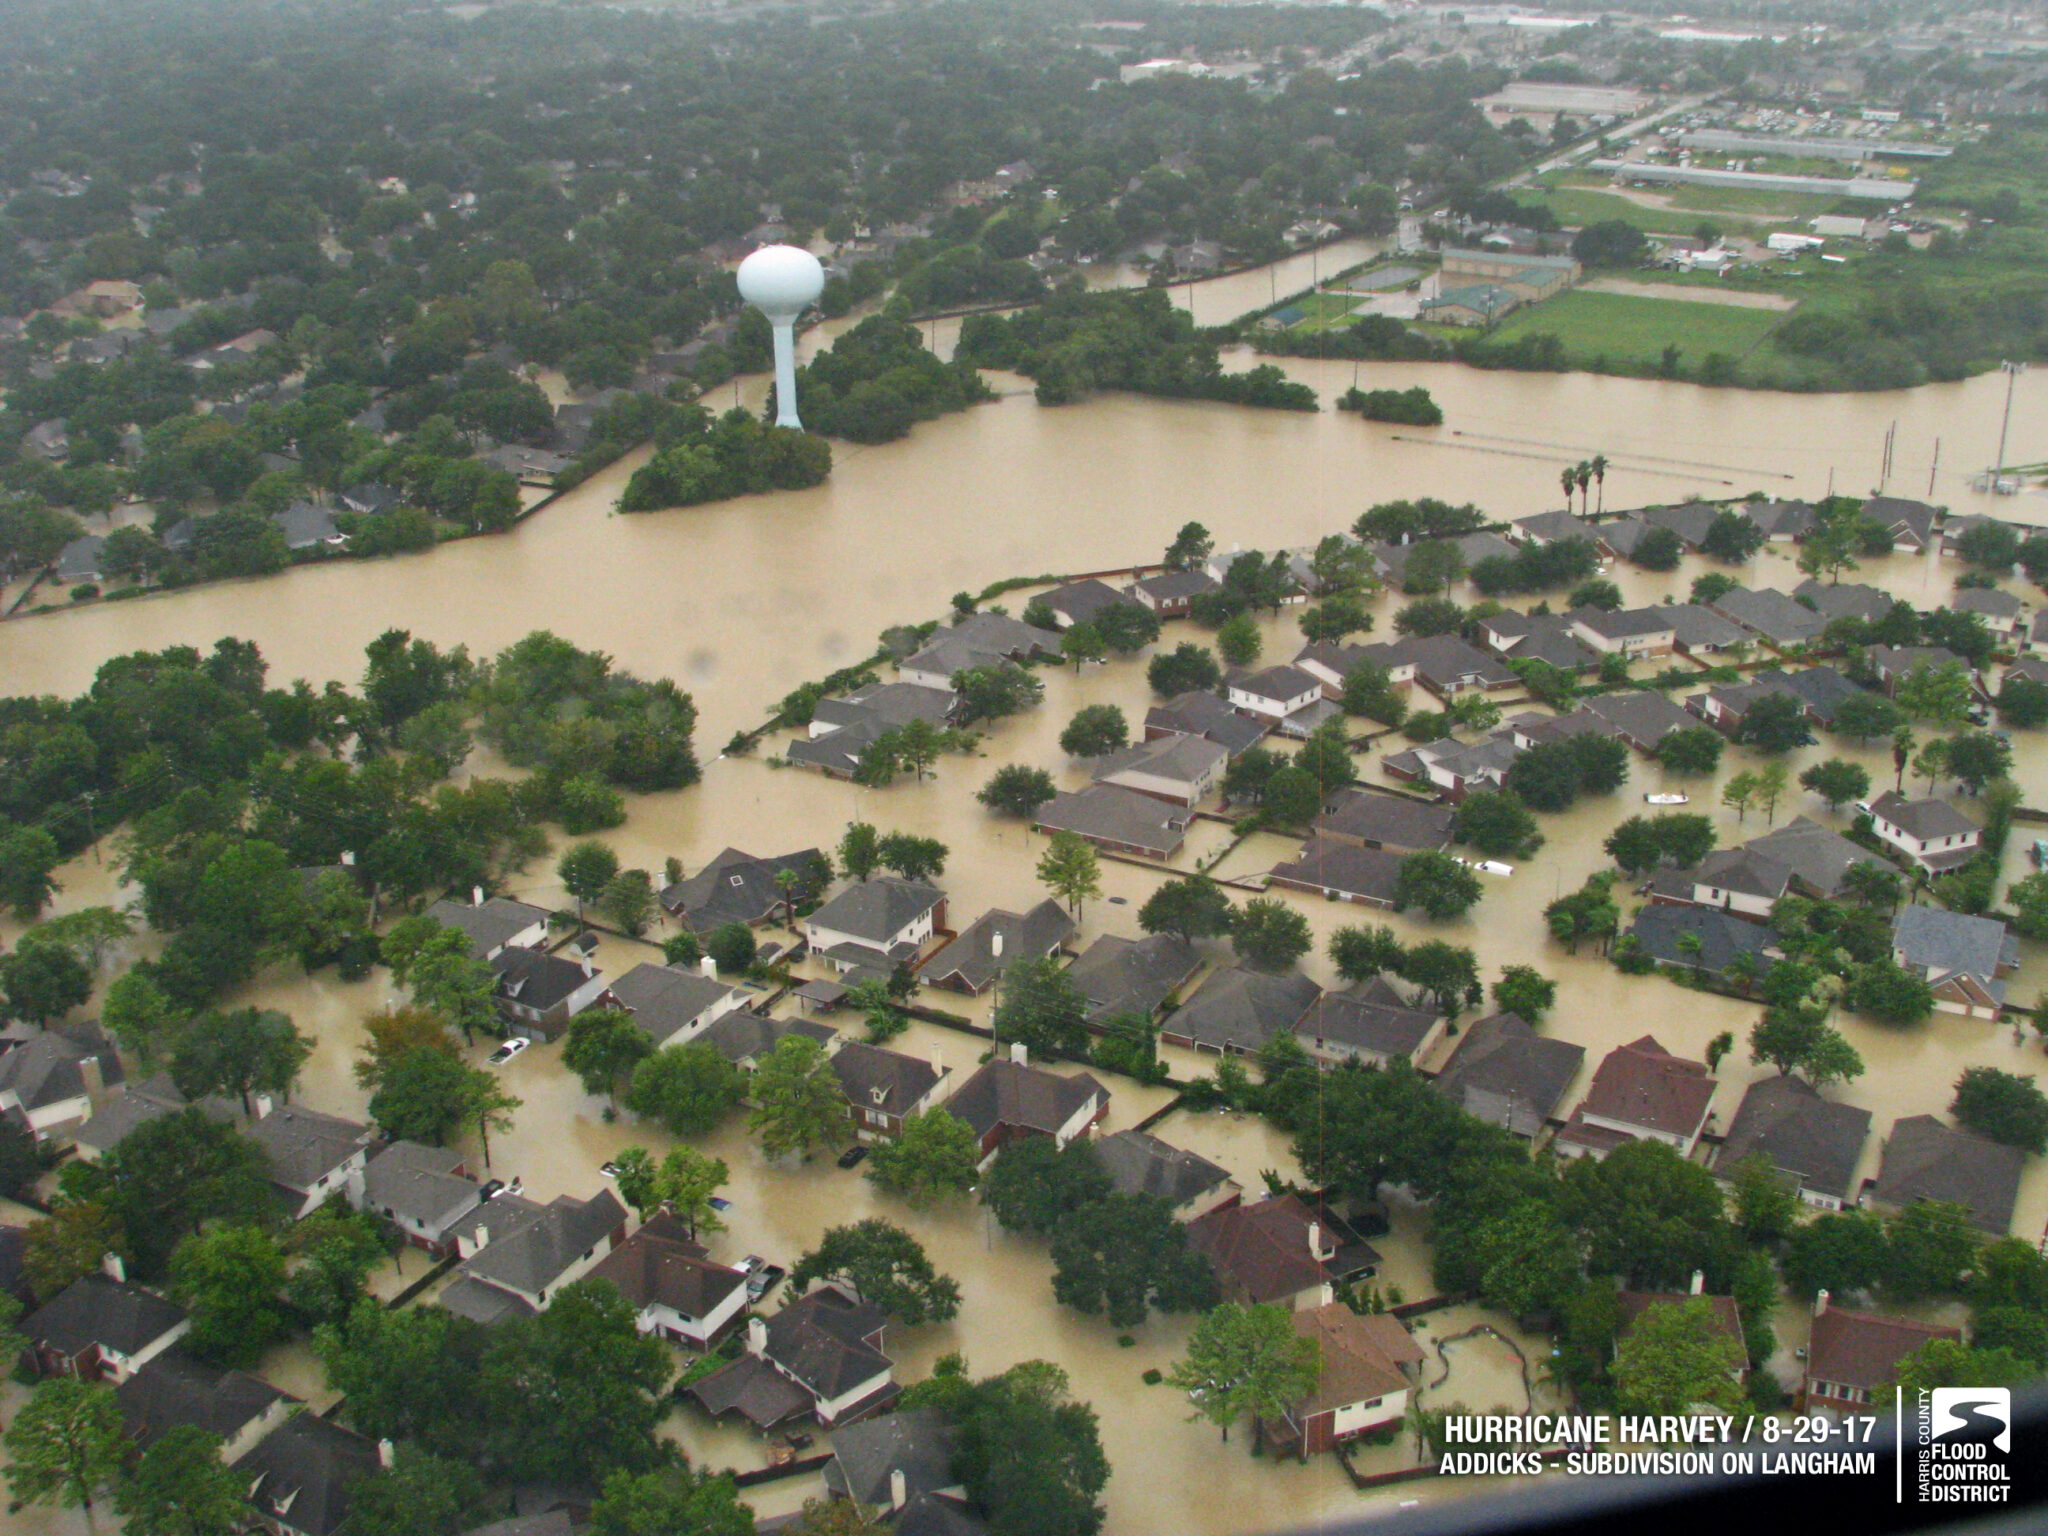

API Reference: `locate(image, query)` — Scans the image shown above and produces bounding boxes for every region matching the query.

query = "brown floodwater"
[4,342,2048,1533]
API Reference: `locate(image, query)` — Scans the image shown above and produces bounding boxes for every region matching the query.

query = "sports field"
[1488,289,1787,370]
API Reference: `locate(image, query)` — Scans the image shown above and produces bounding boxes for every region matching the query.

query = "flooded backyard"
[2,338,2048,1532]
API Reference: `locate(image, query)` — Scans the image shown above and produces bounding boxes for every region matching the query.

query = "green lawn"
[1488,289,1787,371]
[1286,290,1363,332]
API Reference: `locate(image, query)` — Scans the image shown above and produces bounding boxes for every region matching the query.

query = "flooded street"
[4,350,2048,1533]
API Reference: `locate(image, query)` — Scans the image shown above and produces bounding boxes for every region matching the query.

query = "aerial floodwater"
[3,333,2046,1536]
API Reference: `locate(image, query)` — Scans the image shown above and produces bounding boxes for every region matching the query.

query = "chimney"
[991,929,1004,958]
[1307,1220,1322,1257]
[102,1251,126,1284]
[578,949,595,978]
[1009,1041,1028,1066]
[1814,1288,1831,1319]
[340,849,356,867]
[377,1439,395,1471]
[747,1317,769,1356]
[931,1046,945,1078]
[700,955,719,980]
[472,885,485,907]
[252,1093,275,1120]
[890,1468,908,1512]
[1689,1269,1704,1296]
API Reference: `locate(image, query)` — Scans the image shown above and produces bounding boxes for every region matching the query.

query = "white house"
[1865,792,1982,873]
[1227,665,1325,723]
[803,878,946,973]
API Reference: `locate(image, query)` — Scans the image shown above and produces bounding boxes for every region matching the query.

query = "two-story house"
[1865,792,1983,874]
[1553,1035,1716,1161]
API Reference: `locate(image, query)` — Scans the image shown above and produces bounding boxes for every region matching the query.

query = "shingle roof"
[1512,510,1590,543]
[1711,587,1830,645]
[1186,1193,1328,1305]
[114,1351,289,1450]
[1130,570,1219,603]
[1232,664,1322,704]
[1039,579,1125,625]
[1089,733,1226,790]
[1627,903,1778,977]
[945,1060,1106,1141]
[22,1275,186,1360]
[1869,793,1979,843]
[1871,1116,2023,1234]
[609,963,743,1046]
[831,1042,939,1117]
[1743,817,1886,899]
[1094,1130,1234,1210]
[763,1288,893,1399]
[1268,838,1405,906]
[1892,904,2016,988]
[1663,603,1748,651]
[688,1351,814,1427]
[1776,666,1865,724]
[1575,1035,1715,1139]
[586,1219,745,1322]
[657,846,825,931]
[0,1022,122,1115]
[1065,933,1202,1023]
[1952,587,2024,621]
[457,1189,629,1298]
[1575,606,1676,641]
[1615,1292,1747,1362]
[245,1106,369,1196]
[1166,968,1323,1053]
[424,897,549,957]
[1792,580,1895,627]
[694,1011,836,1066]
[824,1406,959,1507]
[1294,984,1438,1061]
[1808,1303,1960,1393]
[490,946,600,1014]
[1575,688,1695,748]
[807,878,946,946]
[1313,791,1454,852]
[1432,1012,1584,1131]
[1286,1304,1424,1418]
[241,1411,380,1536]
[923,900,1076,992]
[1717,1075,1871,1203]
[1641,501,1721,547]
[359,1140,477,1229]
[1145,691,1270,758]
[1033,786,1191,858]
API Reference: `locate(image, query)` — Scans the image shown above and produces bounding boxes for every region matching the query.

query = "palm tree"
[1559,465,1576,510]
[1590,453,1608,512]
[1576,462,1594,515]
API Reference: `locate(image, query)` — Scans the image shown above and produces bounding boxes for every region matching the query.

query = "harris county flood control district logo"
[1910,1387,2011,1505]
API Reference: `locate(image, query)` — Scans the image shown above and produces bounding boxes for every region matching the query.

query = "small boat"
[1644,792,1689,805]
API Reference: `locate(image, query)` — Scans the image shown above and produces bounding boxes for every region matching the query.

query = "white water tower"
[736,244,825,429]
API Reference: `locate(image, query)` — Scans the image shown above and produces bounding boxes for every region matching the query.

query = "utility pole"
[1994,359,2025,491]
[1929,436,1940,498]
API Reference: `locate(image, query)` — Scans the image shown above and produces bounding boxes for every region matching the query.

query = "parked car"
[749,1263,787,1301]
[487,1037,529,1066]
[599,1161,621,1179]
[836,1145,869,1170]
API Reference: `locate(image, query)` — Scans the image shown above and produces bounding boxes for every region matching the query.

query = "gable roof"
[1892,904,2017,988]
[245,1106,370,1196]
[0,1022,122,1114]
[1710,587,1830,645]
[1577,1035,1715,1138]
[1808,1302,1960,1392]
[1033,786,1191,858]
[1094,1130,1234,1210]
[490,946,601,1013]
[1090,733,1227,790]
[1575,688,1696,748]
[1186,1193,1328,1304]
[72,1074,228,1159]
[1627,903,1778,976]
[808,878,946,945]
[1432,1012,1584,1130]
[609,963,743,1046]
[945,1060,1106,1140]
[830,1042,939,1117]
[1039,579,1125,625]
[1574,606,1676,641]
[1952,587,2024,621]
[114,1351,289,1451]
[1065,933,1202,1023]
[1512,509,1591,543]
[694,1011,836,1066]
[1313,790,1454,851]
[1130,569,1219,603]
[1871,1115,2023,1234]
[1743,817,1887,899]
[764,1288,893,1400]
[1168,968,1323,1053]
[1663,603,1748,651]
[359,1140,477,1228]
[1268,838,1405,907]
[1289,1304,1424,1418]
[1776,665,1865,723]
[424,896,549,957]
[23,1274,187,1359]
[1792,579,1895,627]
[241,1408,380,1536]
[1640,501,1721,546]
[1869,793,1979,843]
[1717,1074,1871,1202]
[924,900,1076,992]
[586,1218,746,1321]
[825,1406,960,1508]
[1231,664,1322,705]
[458,1188,629,1298]
[1294,983,1439,1061]
[1145,690,1270,758]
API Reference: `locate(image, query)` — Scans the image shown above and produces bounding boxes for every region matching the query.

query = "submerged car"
[487,1037,529,1066]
